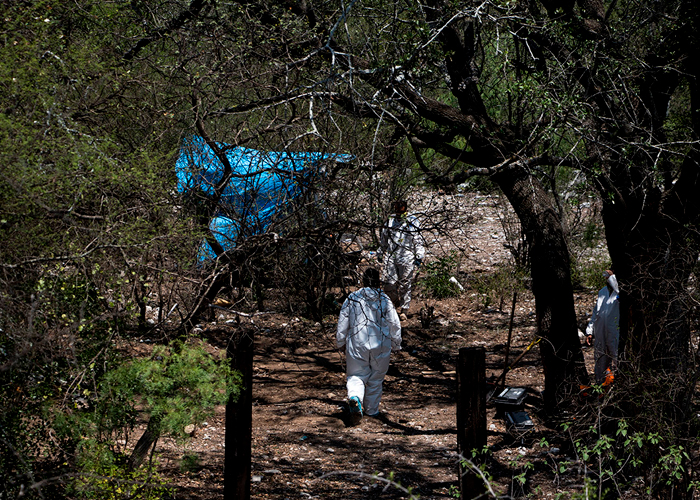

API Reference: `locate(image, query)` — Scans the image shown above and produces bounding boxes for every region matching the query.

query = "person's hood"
[606,274,619,294]
[358,287,384,311]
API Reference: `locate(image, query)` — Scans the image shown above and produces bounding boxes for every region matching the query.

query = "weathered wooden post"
[225,329,254,500]
[502,291,518,376]
[457,346,487,499]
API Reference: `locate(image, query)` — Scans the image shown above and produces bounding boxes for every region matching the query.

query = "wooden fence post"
[457,346,487,499]
[225,329,254,500]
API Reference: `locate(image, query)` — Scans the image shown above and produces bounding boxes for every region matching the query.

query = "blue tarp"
[196,215,241,262]
[175,136,351,261]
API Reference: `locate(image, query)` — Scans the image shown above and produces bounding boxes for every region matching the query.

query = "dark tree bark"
[590,0,700,389]
[225,329,255,500]
[457,347,486,497]
[128,416,160,471]
[493,163,588,407]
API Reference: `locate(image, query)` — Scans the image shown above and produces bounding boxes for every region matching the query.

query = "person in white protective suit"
[585,269,620,385]
[337,268,402,424]
[379,199,426,321]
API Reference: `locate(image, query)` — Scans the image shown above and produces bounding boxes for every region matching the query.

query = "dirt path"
[247,318,468,499]
[156,294,592,499]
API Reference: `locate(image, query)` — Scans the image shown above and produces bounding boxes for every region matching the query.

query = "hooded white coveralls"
[586,274,620,384]
[336,287,402,415]
[379,214,425,311]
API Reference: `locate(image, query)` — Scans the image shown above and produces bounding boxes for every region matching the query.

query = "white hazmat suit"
[586,273,620,384]
[337,287,402,416]
[379,213,425,312]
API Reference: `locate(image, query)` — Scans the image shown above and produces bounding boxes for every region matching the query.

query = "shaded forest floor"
[154,290,602,499]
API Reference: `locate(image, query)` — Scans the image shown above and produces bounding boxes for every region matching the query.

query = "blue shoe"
[349,396,363,415]
[348,396,363,425]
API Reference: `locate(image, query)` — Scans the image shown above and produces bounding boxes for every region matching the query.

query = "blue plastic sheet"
[176,136,351,261]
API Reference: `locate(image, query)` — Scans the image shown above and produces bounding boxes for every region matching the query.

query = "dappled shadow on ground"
[145,193,613,499]
[154,287,599,500]
[166,301,625,500]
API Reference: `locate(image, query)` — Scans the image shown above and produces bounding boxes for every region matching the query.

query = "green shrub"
[54,341,240,499]
[70,441,172,500]
[571,257,611,291]
[96,342,239,439]
[180,452,201,473]
[552,414,698,499]
[471,264,529,311]
[419,252,462,299]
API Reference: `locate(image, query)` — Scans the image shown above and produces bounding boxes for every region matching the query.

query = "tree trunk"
[128,416,160,471]
[602,144,700,369]
[599,148,700,499]
[494,163,589,411]
[602,182,699,412]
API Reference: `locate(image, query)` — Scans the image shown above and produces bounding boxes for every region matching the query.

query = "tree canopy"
[2,0,700,498]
